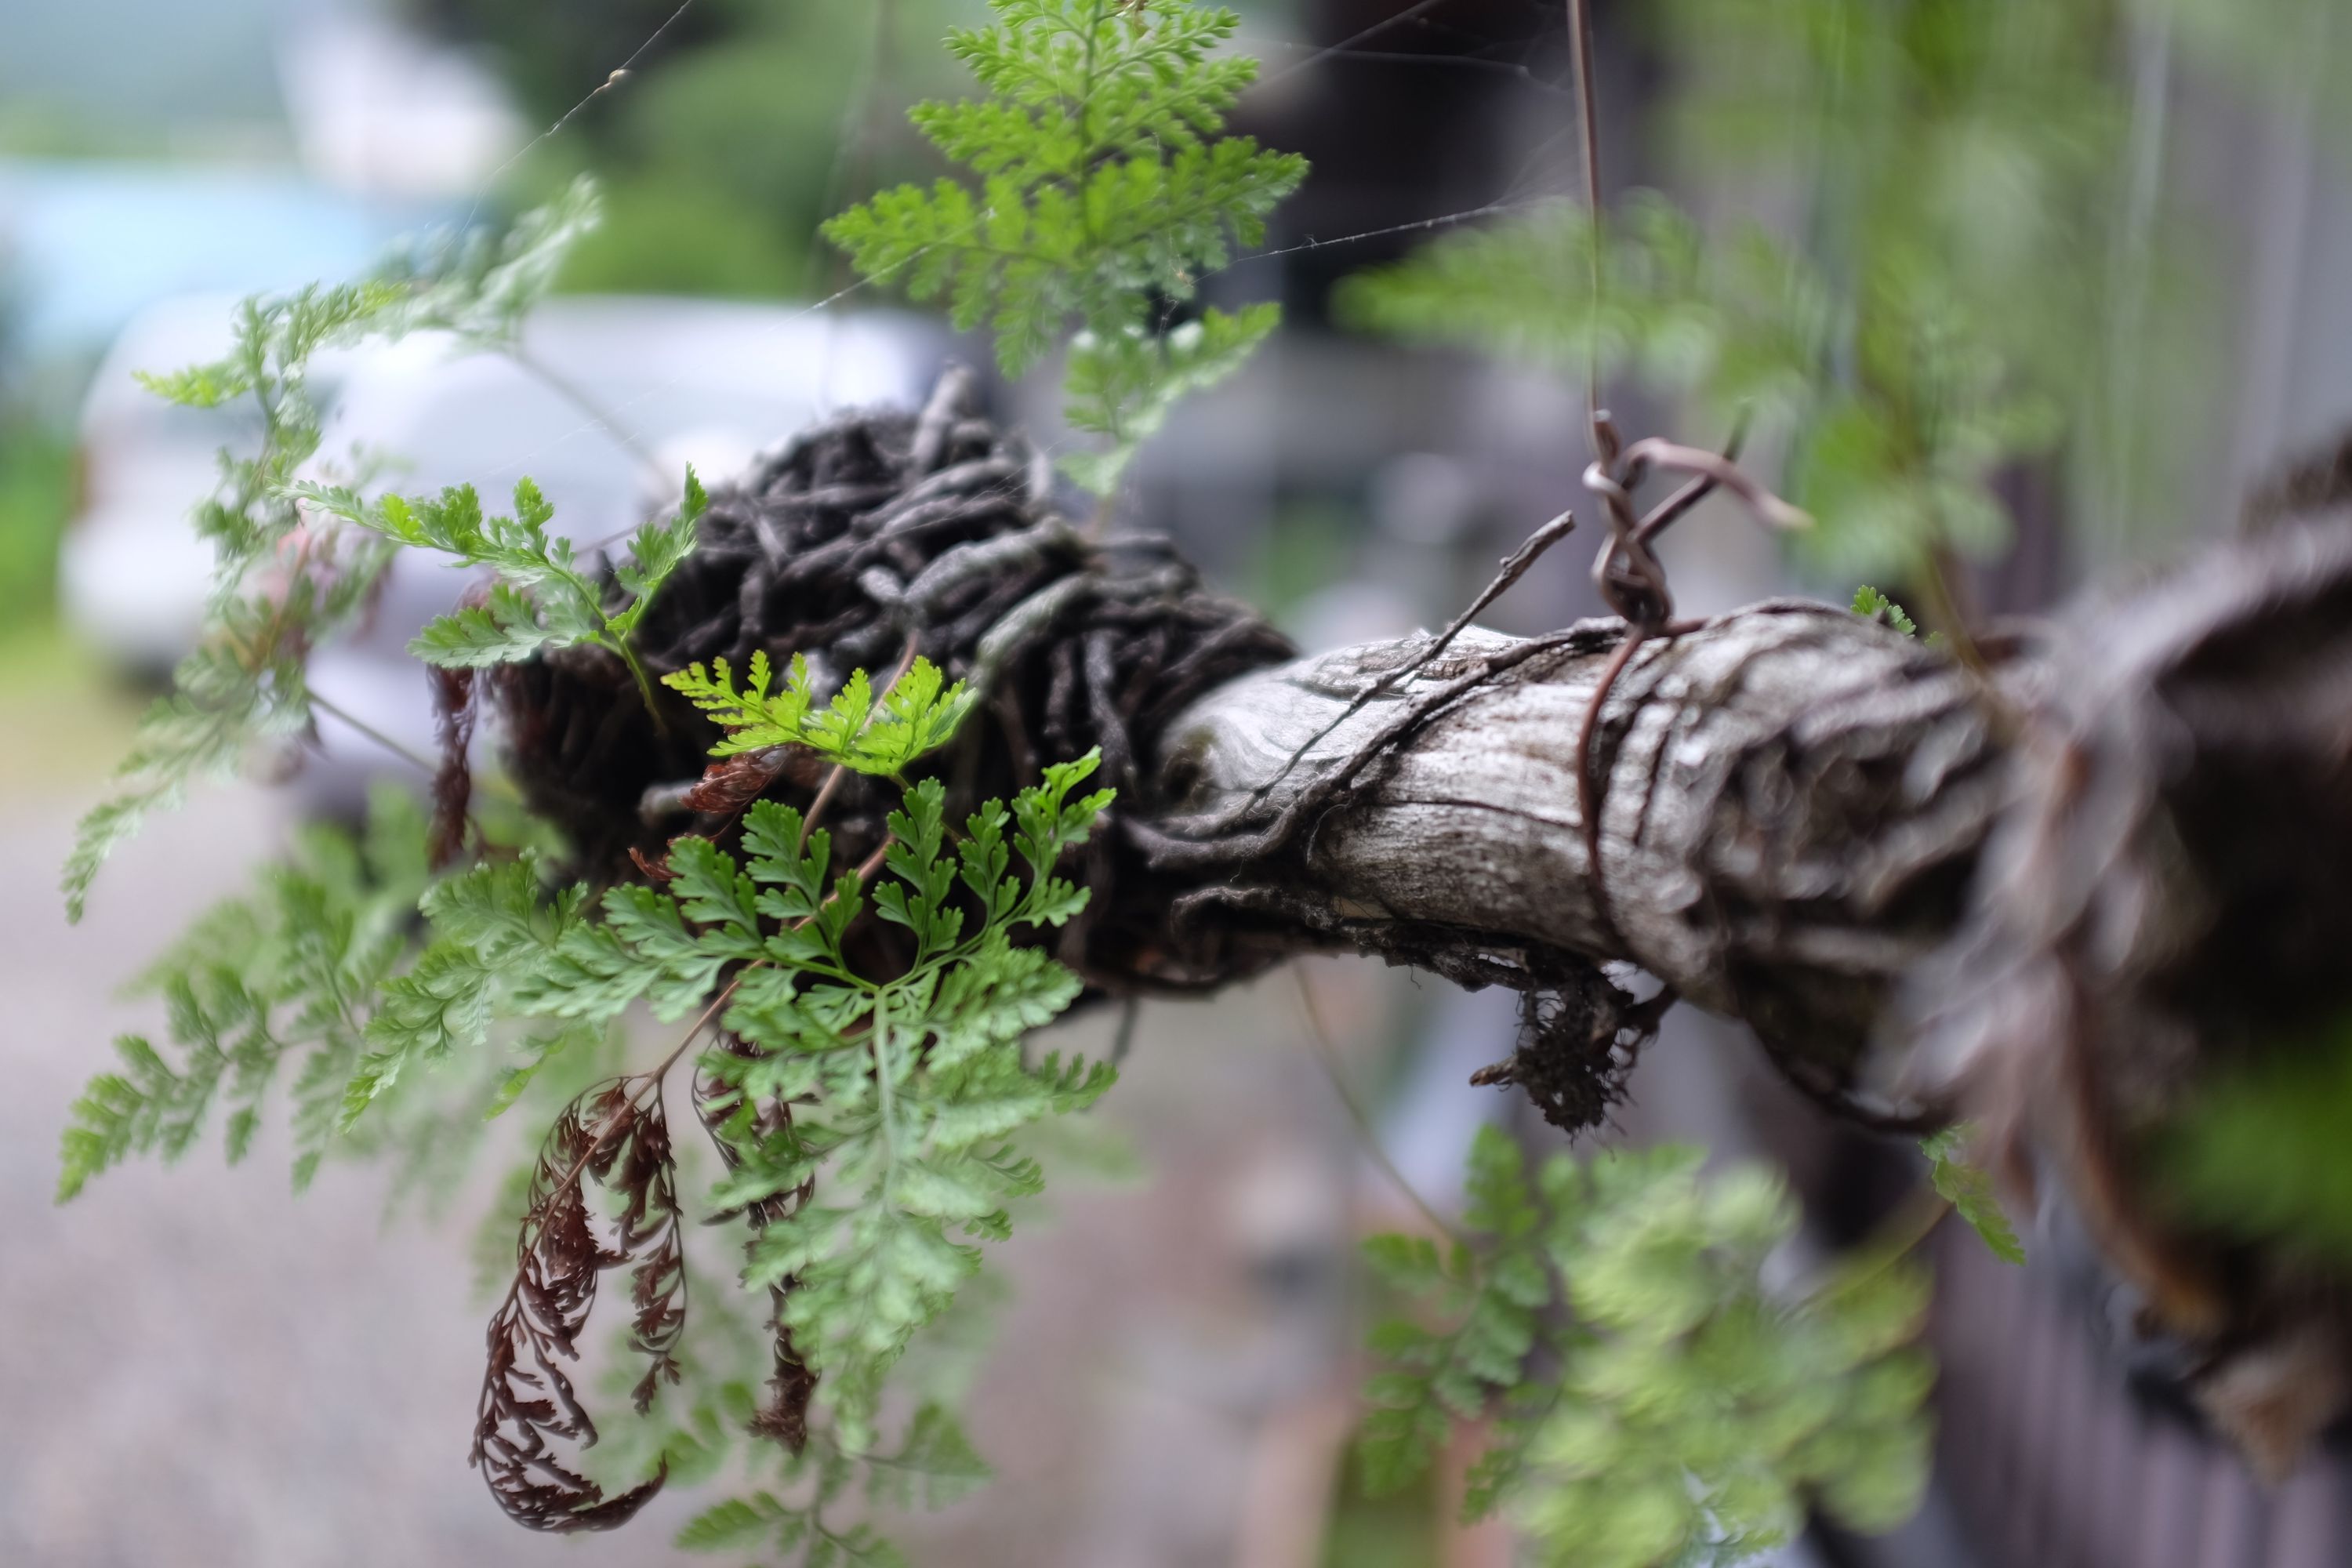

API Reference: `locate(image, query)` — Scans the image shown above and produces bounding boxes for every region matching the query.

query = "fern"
[1356,1126,1551,1496]
[1920,1126,2026,1265]
[295,465,709,713]
[441,658,1110,1545]
[1340,191,2057,580]
[682,747,1115,1444]
[59,788,436,1199]
[1359,1128,1934,1567]
[65,637,1116,1550]
[1338,195,1824,420]
[825,0,1305,495]
[377,176,601,352]
[63,180,603,922]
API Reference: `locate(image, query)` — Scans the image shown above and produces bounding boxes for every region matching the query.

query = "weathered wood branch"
[1135,601,2009,1120]
[1128,501,2352,1473]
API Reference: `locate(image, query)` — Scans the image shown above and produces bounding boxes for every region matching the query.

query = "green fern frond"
[64,184,603,921]
[59,789,437,1199]
[1338,188,2053,580]
[662,652,976,777]
[826,1,1303,492]
[298,465,706,712]
[1357,1128,1935,1565]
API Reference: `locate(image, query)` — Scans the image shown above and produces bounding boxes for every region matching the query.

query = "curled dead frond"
[472,1076,684,1531]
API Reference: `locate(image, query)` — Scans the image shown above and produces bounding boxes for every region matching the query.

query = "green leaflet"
[295,465,708,713]
[1850,585,1919,638]
[825,0,1304,493]
[1358,1127,1936,1566]
[1921,1126,2027,1266]
[662,652,975,777]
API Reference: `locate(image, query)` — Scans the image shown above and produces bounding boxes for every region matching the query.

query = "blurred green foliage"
[2152,0,2352,106]
[0,99,165,158]
[413,0,971,299]
[2161,1016,2352,1264]
[0,418,75,618]
[61,183,597,921]
[1357,1128,1933,1568]
[1343,0,2230,587]
[1242,498,1355,622]
[1319,1446,1439,1568]
[1920,1126,2025,1265]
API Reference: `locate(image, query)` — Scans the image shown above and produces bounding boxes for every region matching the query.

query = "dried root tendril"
[1472,964,1674,1135]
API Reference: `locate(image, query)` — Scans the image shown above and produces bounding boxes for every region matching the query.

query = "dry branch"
[1143,602,2002,1118]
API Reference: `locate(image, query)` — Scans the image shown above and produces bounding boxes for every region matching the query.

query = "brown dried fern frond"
[471,1076,684,1532]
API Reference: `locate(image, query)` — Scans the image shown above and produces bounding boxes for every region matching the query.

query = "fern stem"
[800,764,849,850]
[1566,0,1605,428]
[309,691,438,776]
[871,989,899,1165]
[608,634,669,731]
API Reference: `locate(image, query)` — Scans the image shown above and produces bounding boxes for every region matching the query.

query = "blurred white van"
[59,293,952,800]
[57,293,370,672]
